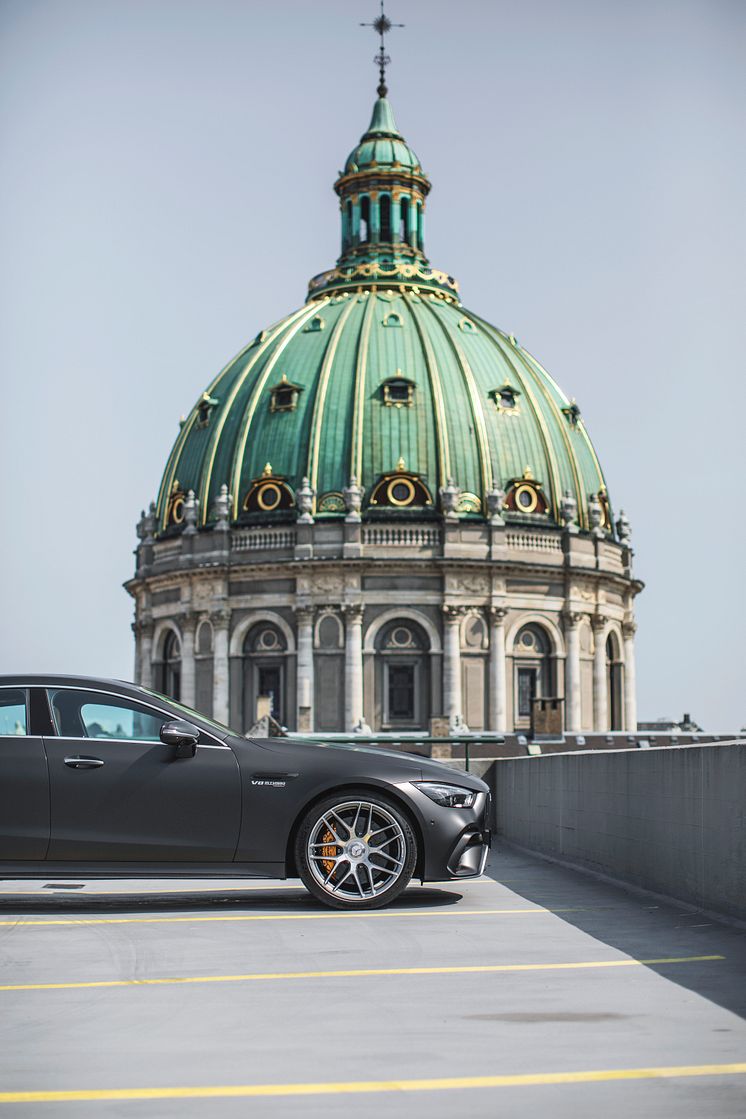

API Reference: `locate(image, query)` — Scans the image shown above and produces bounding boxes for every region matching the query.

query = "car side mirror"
[160,719,200,758]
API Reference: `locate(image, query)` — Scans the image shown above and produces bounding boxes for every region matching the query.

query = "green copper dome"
[344,97,422,173]
[156,96,614,538]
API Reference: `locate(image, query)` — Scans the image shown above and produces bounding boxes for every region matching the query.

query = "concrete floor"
[0,847,745,1118]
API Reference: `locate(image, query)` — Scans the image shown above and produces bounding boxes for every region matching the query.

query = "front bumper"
[445,826,491,878]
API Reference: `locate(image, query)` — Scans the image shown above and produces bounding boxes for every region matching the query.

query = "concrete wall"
[491,743,746,922]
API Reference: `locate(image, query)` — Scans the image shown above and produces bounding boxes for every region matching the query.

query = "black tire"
[295,788,418,910]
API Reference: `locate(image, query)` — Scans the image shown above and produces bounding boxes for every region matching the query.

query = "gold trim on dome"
[227,302,325,520]
[161,302,310,532]
[350,292,376,483]
[308,261,459,295]
[404,291,450,487]
[307,295,359,501]
[469,310,564,525]
[422,298,493,507]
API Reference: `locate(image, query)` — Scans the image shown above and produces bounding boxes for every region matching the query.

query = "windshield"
[135,686,239,738]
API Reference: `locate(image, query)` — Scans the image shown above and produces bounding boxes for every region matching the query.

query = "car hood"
[234,734,488,792]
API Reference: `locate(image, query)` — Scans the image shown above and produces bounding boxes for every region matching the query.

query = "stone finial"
[183,489,199,534]
[440,477,460,522]
[485,482,506,525]
[615,508,631,543]
[587,493,604,538]
[296,477,315,524]
[212,484,232,532]
[560,489,579,534]
[343,476,364,522]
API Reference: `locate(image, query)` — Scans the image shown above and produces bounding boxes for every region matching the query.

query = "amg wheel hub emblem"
[348,841,366,858]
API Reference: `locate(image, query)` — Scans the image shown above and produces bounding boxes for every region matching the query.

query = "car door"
[44,686,241,862]
[0,687,49,859]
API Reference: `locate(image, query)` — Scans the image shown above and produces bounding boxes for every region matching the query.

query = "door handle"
[64,756,105,769]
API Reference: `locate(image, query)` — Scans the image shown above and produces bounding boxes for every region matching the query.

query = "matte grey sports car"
[0,676,491,909]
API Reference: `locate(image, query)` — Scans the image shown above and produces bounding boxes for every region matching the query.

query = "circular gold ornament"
[514,484,538,513]
[257,483,282,511]
[387,477,416,507]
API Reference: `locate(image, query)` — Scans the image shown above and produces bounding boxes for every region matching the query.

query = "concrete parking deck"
[0,848,744,1117]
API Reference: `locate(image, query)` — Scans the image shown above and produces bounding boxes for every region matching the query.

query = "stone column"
[344,604,365,731]
[592,614,609,732]
[139,621,154,689]
[295,607,315,733]
[180,615,197,709]
[212,610,231,726]
[623,621,638,732]
[443,606,466,731]
[369,194,380,243]
[563,612,582,733]
[488,607,508,733]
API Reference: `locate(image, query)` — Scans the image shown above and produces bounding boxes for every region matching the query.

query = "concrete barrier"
[491,742,746,922]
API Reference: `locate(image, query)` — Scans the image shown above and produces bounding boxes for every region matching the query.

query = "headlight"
[413,781,477,808]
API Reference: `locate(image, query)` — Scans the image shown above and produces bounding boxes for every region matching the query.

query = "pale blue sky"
[1,0,744,730]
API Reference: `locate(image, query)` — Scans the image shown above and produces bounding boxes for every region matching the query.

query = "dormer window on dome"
[166,482,186,526]
[304,315,326,333]
[243,465,295,514]
[370,460,432,509]
[269,375,303,414]
[505,468,549,515]
[196,392,219,428]
[382,372,414,408]
[490,382,521,415]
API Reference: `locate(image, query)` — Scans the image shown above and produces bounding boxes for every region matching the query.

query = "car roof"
[0,675,136,692]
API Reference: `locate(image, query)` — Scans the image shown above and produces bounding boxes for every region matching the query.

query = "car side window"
[0,689,28,736]
[48,689,164,743]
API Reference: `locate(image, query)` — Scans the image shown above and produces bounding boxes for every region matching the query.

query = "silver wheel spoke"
[307,800,408,901]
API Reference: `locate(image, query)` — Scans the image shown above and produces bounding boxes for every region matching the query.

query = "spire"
[360,2,404,99]
[305,6,459,303]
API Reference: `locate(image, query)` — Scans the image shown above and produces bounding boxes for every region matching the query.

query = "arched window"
[157,630,181,701]
[194,621,214,717]
[243,622,287,728]
[360,196,370,243]
[399,197,409,243]
[513,624,553,729]
[380,194,392,242]
[346,200,353,250]
[375,620,430,729]
[606,633,623,731]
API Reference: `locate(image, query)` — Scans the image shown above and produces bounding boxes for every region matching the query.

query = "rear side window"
[48,689,164,742]
[0,689,27,735]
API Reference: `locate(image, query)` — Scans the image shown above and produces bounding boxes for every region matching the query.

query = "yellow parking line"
[0,955,722,993]
[1,1063,745,1103]
[0,906,590,928]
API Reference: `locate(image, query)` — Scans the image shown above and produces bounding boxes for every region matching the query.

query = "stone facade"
[127,516,640,735]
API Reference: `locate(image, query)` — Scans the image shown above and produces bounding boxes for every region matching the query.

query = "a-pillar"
[344,604,365,731]
[563,612,583,733]
[623,620,637,732]
[295,607,315,732]
[488,606,508,733]
[212,610,231,726]
[180,615,197,709]
[443,606,466,731]
[592,615,609,732]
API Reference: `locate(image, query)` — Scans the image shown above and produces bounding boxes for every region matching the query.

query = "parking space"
[0,848,745,1117]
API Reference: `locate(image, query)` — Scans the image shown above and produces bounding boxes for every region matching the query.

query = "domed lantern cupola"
[307,9,458,301]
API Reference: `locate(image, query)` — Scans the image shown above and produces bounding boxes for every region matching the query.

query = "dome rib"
[158,309,306,530]
[510,344,588,528]
[403,293,451,487]
[306,296,359,496]
[228,301,324,518]
[350,293,378,483]
[481,324,564,522]
[420,298,494,502]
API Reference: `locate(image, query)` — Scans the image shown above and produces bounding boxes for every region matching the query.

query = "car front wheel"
[295,790,418,910]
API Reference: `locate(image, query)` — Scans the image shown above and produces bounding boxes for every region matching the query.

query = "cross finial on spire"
[360,1,404,98]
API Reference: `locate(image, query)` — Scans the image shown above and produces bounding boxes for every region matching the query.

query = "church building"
[126,34,642,737]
